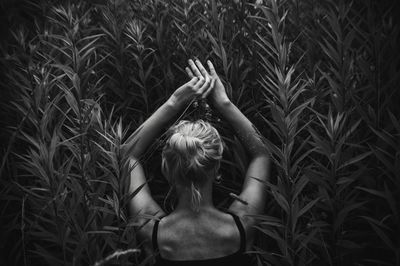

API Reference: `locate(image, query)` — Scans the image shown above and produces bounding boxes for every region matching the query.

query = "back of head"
[161,120,223,211]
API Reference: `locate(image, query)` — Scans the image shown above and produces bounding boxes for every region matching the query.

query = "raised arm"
[186,59,270,216]
[122,74,213,221]
[217,99,270,215]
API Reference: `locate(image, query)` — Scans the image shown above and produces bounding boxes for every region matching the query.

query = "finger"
[188,76,198,85]
[202,78,215,98]
[207,60,216,75]
[185,67,195,78]
[195,59,209,77]
[197,76,211,95]
[193,76,205,90]
[188,59,203,78]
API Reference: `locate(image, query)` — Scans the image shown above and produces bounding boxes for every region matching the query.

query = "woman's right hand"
[168,75,212,110]
[186,59,230,107]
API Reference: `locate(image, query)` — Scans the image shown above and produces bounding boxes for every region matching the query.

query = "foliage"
[0,0,399,265]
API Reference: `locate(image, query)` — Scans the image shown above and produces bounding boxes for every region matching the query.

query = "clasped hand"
[169,59,230,109]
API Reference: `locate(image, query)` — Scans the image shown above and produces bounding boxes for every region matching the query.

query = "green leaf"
[271,190,289,214]
[363,217,395,250]
[297,197,320,220]
[333,201,366,232]
[338,151,372,170]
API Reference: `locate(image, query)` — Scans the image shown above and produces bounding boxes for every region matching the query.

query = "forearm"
[123,98,180,159]
[216,100,268,158]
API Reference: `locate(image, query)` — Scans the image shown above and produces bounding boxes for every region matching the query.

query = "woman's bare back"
[155,209,244,260]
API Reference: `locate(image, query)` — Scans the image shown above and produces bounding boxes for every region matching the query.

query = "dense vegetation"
[1,0,399,265]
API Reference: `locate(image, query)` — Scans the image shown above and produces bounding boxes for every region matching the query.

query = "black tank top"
[152,211,255,266]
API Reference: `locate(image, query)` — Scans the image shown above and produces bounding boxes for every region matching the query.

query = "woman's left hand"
[168,74,214,109]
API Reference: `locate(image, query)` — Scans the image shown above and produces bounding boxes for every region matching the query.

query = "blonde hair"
[161,120,223,212]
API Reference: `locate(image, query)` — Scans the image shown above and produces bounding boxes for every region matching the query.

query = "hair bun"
[168,132,205,158]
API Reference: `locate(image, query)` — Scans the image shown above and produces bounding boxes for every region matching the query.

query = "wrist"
[166,96,184,112]
[215,98,232,111]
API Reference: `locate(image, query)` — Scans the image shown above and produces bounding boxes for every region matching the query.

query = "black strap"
[226,211,246,253]
[152,219,161,251]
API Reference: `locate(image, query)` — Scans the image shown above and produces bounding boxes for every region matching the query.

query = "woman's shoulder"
[152,209,247,260]
[159,209,240,236]
[138,208,255,241]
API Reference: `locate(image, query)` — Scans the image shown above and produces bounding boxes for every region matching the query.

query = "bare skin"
[124,59,270,260]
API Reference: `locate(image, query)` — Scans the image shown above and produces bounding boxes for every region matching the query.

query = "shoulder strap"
[152,218,161,251]
[226,211,246,253]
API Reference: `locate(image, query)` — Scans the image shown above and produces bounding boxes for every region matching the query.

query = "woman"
[124,59,270,265]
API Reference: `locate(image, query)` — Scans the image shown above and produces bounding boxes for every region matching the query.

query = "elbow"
[128,156,142,169]
[255,153,270,163]
[252,145,270,160]
[253,149,270,166]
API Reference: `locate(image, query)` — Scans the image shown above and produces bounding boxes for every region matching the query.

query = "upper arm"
[229,155,270,217]
[128,157,165,224]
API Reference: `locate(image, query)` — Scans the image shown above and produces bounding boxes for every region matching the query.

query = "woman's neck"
[175,181,215,212]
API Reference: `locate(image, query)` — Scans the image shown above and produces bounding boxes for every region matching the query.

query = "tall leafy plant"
[253,1,319,265]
